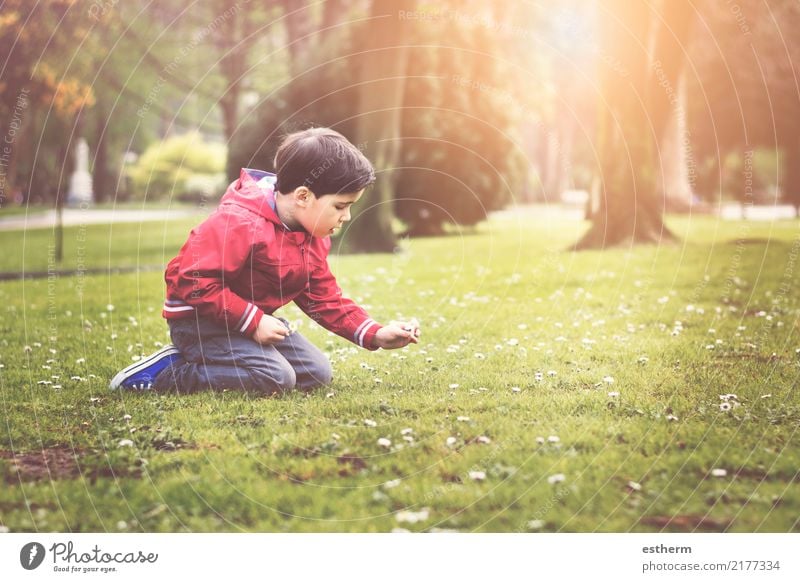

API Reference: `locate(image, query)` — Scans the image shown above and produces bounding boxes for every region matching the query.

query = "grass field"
[0,211,798,532]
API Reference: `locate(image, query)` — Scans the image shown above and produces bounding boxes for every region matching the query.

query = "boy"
[110,127,420,394]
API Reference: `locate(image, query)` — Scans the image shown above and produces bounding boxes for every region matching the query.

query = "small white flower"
[547,370,557,377]
[603,376,615,384]
[535,436,545,445]
[377,437,392,448]
[511,387,521,393]
[666,414,679,422]
[364,419,377,427]
[474,352,486,359]
[116,521,128,531]
[637,356,649,364]
[106,304,115,312]
[760,394,772,399]
[401,428,414,435]
[547,473,565,484]
[627,481,642,491]
[547,435,560,443]
[477,435,491,444]
[123,414,132,422]
[118,439,134,448]
[326,392,335,398]
[526,519,544,530]
[456,416,470,422]
[719,402,732,412]
[75,358,86,364]
[449,383,460,389]
[384,479,401,489]
[395,509,429,524]
[608,391,620,398]
[711,468,727,478]
[469,470,486,481]
[446,436,457,447]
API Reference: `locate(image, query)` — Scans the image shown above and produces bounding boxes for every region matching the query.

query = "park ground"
[0,211,798,532]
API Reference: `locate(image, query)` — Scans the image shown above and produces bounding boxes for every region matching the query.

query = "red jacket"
[162,169,383,350]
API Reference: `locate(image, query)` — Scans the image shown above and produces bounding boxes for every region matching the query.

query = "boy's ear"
[293,186,313,207]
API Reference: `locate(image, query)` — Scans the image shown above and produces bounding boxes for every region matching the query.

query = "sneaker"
[109,345,181,391]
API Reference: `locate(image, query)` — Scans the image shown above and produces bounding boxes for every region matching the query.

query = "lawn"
[0,211,798,532]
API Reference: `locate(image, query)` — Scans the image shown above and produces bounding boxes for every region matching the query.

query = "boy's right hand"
[252,315,291,345]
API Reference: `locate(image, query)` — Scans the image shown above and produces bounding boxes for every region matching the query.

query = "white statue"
[67,138,93,206]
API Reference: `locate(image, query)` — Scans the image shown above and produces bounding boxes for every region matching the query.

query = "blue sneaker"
[109,345,181,391]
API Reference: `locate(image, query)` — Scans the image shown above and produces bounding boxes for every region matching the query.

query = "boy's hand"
[373,320,421,350]
[252,315,291,345]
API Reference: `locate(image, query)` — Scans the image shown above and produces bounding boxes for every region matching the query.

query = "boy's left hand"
[373,320,420,350]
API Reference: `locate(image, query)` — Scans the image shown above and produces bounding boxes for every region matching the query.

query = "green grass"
[0,212,799,532]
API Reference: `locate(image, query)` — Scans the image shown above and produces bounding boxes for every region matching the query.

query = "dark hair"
[273,127,375,196]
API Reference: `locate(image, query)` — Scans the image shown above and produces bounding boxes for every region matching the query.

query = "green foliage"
[128,133,226,201]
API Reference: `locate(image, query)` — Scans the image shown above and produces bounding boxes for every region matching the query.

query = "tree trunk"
[92,107,109,203]
[659,76,694,211]
[784,135,800,214]
[575,0,692,250]
[282,0,315,79]
[347,0,410,253]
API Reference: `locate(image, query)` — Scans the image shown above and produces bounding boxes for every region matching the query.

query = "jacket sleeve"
[169,209,264,336]
[294,251,383,350]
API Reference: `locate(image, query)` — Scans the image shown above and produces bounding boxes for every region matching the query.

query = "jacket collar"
[223,169,312,244]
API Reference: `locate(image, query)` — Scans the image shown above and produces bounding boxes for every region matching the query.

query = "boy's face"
[296,188,364,237]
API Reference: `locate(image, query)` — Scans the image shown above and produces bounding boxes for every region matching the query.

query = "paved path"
[490,203,799,222]
[0,208,202,231]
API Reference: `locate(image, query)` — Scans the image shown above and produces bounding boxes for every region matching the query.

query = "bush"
[128,133,226,201]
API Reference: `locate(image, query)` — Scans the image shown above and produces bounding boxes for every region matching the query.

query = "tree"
[395,19,527,236]
[687,0,800,212]
[0,1,95,205]
[346,0,410,252]
[575,0,694,249]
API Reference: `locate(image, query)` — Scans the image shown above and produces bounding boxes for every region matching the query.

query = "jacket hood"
[220,169,283,225]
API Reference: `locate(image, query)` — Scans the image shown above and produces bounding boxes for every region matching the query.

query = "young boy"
[110,127,419,394]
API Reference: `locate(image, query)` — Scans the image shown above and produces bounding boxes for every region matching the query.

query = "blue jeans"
[153,317,333,394]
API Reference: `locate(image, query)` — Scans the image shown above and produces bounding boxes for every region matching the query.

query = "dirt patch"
[0,447,141,483]
[1,447,82,482]
[337,454,367,475]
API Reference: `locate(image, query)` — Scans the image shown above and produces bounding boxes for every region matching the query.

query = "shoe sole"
[109,345,180,390]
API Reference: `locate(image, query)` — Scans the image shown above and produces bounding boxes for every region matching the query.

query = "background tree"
[0,0,95,205]
[228,0,529,250]
[576,0,693,249]
[688,0,800,214]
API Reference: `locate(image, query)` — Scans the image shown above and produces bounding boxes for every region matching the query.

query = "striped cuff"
[353,318,382,350]
[163,299,195,313]
[235,303,263,336]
